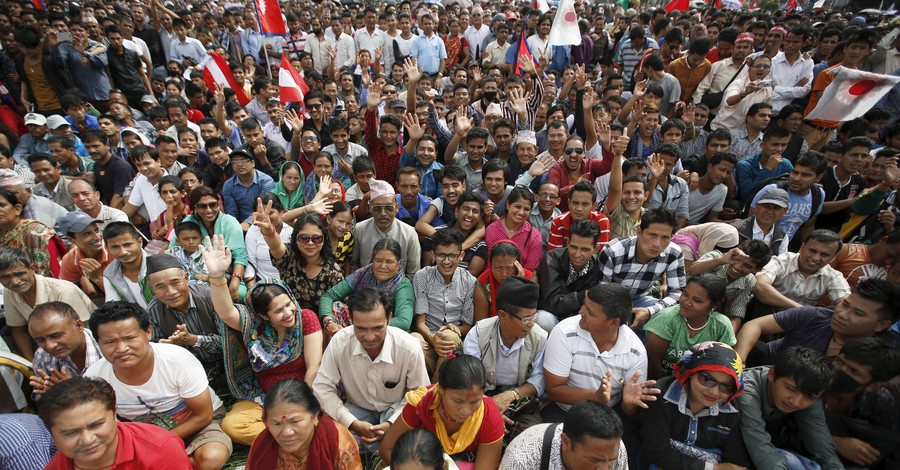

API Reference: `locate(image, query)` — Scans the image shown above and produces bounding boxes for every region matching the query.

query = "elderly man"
[352,178,422,277]
[0,247,96,361]
[313,288,429,451]
[145,254,224,390]
[27,302,102,397]
[464,275,548,439]
[0,169,67,229]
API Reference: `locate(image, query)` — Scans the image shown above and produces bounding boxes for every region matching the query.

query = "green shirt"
[318,276,415,332]
[644,305,736,376]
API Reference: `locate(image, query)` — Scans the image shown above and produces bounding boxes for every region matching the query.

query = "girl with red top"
[474,241,537,321]
[484,187,544,271]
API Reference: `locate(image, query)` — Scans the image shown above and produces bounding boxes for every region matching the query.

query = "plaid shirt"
[597,236,686,315]
[32,329,102,378]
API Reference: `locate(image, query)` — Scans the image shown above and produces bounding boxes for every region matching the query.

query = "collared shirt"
[463,321,546,395]
[400,152,443,199]
[12,133,49,166]
[0,414,57,469]
[710,76,774,132]
[313,326,430,428]
[332,33,357,70]
[396,193,432,226]
[646,175,691,222]
[500,423,628,470]
[734,151,794,200]
[730,126,764,162]
[32,329,102,378]
[769,51,814,113]
[325,142,369,172]
[410,33,447,74]
[544,316,647,409]
[617,37,659,87]
[169,37,207,64]
[4,275,96,327]
[305,34,335,75]
[281,31,308,59]
[694,250,757,320]
[78,204,129,231]
[34,178,74,211]
[669,56,712,102]
[245,97,271,127]
[222,170,276,223]
[598,236,686,315]
[59,156,94,177]
[752,217,789,255]
[692,59,743,114]
[22,194,67,229]
[529,205,562,249]
[146,284,222,366]
[608,204,644,241]
[760,252,851,306]
[128,171,168,222]
[352,219,422,277]
[414,266,476,333]
[355,27,389,69]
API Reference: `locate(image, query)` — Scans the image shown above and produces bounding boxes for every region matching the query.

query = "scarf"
[273,162,306,211]
[405,385,484,456]
[221,279,305,402]
[246,414,340,470]
[626,127,662,161]
[673,342,744,405]
[345,263,405,294]
[302,173,349,206]
[0,218,63,277]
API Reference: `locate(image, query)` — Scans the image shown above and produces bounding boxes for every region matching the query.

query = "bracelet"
[511,389,520,401]
[323,317,335,327]
[209,276,227,287]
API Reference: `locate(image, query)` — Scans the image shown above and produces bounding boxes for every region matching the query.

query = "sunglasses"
[565,148,585,155]
[752,64,772,69]
[301,136,319,142]
[195,202,218,210]
[298,234,324,244]
[696,371,736,395]
[371,204,394,213]
[307,103,322,109]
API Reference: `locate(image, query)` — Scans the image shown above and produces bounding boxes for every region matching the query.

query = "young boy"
[345,156,376,220]
[416,165,468,238]
[165,221,209,283]
[61,94,100,134]
[322,117,368,179]
[738,346,843,470]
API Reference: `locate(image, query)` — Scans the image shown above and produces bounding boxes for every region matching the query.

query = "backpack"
[739,173,823,219]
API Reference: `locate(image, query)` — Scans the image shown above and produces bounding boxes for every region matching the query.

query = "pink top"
[485,217,544,271]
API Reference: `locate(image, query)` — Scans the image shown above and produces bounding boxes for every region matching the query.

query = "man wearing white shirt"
[332,20,357,70]
[122,146,168,223]
[767,27,814,114]
[306,22,336,75]
[355,7,388,70]
[527,15,553,65]
[463,8,491,65]
[169,19,208,68]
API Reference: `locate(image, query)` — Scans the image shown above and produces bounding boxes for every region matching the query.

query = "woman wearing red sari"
[443,19,471,69]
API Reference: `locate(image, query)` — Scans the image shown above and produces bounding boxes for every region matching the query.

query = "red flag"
[514,32,538,77]
[254,0,287,35]
[32,0,45,10]
[663,0,690,13]
[279,53,310,116]
[201,52,250,106]
[785,0,798,12]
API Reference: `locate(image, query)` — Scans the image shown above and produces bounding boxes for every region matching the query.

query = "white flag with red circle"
[548,0,582,47]
[806,66,900,122]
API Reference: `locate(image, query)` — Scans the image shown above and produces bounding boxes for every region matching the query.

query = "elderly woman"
[246,378,361,470]
[640,342,750,469]
[201,235,324,447]
[0,187,65,277]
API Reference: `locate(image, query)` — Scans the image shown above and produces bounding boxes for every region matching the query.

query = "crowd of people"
[1,0,900,469]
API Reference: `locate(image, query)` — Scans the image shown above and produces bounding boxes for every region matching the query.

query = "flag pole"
[264,46,273,79]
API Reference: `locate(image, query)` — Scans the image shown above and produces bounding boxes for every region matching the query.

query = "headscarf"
[272,161,305,211]
[345,262,405,294]
[673,342,744,405]
[672,223,740,262]
[221,279,306,402]
[405,385,485,455]
[246,414,340,470]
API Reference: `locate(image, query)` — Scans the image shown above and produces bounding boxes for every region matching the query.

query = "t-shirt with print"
[86,342,224,422]
[750,183,824,241]
[644,305,736,376]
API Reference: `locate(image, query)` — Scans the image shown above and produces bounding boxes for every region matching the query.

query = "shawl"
[626,127,662,161]
[345,263,405,294]
[221,279,306,403]
[246,414,340,470]
[273,162,306,211]
[0,218,64,277]
[405,385,484,456]
[476,266,535,318]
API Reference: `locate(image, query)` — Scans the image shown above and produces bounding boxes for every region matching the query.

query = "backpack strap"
[540,423,561,470]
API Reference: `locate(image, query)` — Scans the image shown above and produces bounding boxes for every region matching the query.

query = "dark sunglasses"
[696,371,736,395]
[371,204,394,213]
[195,202,218,210]
[298,234,324,244]
[564,147,585,155]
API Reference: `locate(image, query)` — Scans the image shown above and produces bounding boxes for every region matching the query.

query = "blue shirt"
[65,114,100,132]
[0,414,56,470]
[750,183,825,241]
[170,37,207,64]
[223,170,275,223]
[401,151,444,199]
[396,193,432,225]
[734,152,794,200]
[410,33,447,75]
[12,133,49,166]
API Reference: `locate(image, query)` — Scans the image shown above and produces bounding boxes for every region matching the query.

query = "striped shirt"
[32,329,102,379]
[0,414,56,470]
[597,236,686,315]
[502,75,545,131]
[547,211,611,251]
[413,266,476,334]
[543,316,647,410]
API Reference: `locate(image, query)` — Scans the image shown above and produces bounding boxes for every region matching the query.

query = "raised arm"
[603,136,628,213]
[198,234,241,331]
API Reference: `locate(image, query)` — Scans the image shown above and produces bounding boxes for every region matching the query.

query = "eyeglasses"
[298,234,324,244]
[752,64,772,69]
[510,312,538,324]
[371,204,394,213]
[696,371,736,394]
[564,148,585,155]
[538,192,559,200]
[307,103,322,109]
[195,202,218,210]
[301,136,318,142]
[434,252,460,261]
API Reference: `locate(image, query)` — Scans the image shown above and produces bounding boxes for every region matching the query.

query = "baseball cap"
[24,113,48,126]
[46,115,71,130]
[389,99,407,110]
[230,149,254,161]
[56,212,102,236]
[505,11,518,20]
[758,188,789,208]
[141,95,159,105]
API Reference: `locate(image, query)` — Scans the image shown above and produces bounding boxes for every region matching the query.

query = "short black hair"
[639,207,677,231]
[570,181,596,202]
[346,287,393,319]
[440,165,467,185]
[89,301,151,340]
[0,247,32,271]
[841,136,874,154]
[27,153,58,169]
[738,239,771,270]
[773,346,833,397]
[586,284,632,325]
[432,228,463,251]
[856,278,900,323]
[570,220,600,245]
[803,229,842,252]
[102,221,142,242]
[174,221,202,237]
[709,152,738,167]
[763,125,791,141]
[38,377,116,429]
[840,338,900,383]
[795,150,829,175]
[563,400,624,445]
[351,156,376,175]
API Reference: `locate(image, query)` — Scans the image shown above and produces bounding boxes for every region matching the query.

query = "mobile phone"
[57,32,73,43]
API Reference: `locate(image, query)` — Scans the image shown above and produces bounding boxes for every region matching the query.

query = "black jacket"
[538,247,602,320]
[14,49,74,108]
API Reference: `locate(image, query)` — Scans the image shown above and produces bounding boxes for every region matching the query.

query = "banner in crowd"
[255,0,287,35]
[201,52,251,106]
[548,0,583,46]
[806,66,900,122]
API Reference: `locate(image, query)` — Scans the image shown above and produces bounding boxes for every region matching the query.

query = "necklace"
[684,316,710,331]
[439,405,464,424]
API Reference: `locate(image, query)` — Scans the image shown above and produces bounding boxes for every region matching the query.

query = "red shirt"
[59,245,113,298]
[45,422,191,470]
[256,308,321,392]
[548,156,612,212]
[546,210,611,251]
[365,109,403,189]
[401,387,505,455]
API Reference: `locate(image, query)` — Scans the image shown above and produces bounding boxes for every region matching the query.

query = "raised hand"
[327,44,337,60]
[634,79,649,98]
[307,198,334,215]
[583,86,597,110]
[198,234,232,280]
[366,82,384,109]
[214,83,226,106]
[403,113,425,141]
[286,108,303,130]
[508,88,527,116]
[575,63,587,89]
[622,372,660,410]
[252,198,276,236]
[682,102,696,126]
[318,174,334,196]
[647,153,666,179]
[528,153,555,177]
[404,57,422,82]
[597,121,612,148]
[517,54,536,75]
[454,105,473,135]
[632,98,645,122]
[612,135,630,156]
[471,67,483,83]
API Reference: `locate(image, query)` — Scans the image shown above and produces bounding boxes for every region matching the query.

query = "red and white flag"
[279,53,310,116]
[664,0,690,13]
[548,0,582,46]
[201,52,250,106]
[534,0,550,13]
[806,67,900,122]
[255,0,287,35]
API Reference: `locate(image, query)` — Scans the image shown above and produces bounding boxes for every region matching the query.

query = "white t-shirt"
[86,343,223,421]
[128,173,168,222]
[688,184,727,224]
[246,224,293,281]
